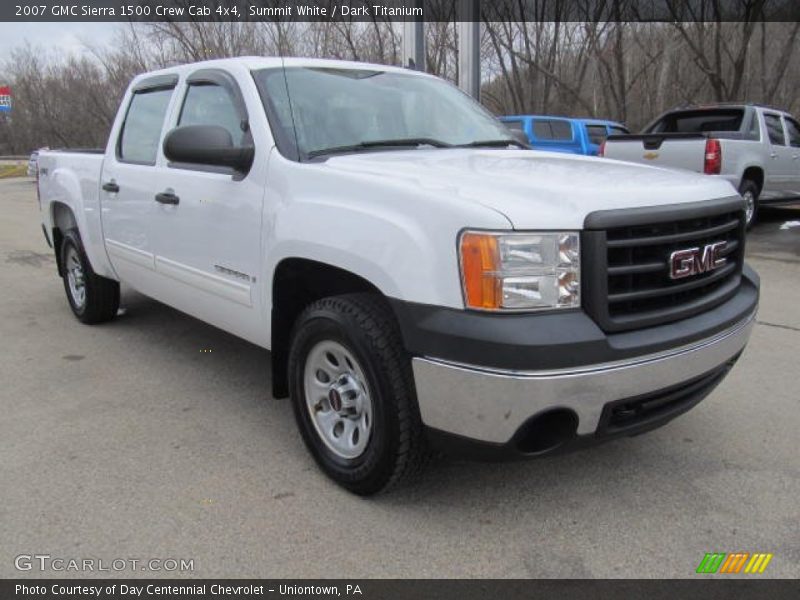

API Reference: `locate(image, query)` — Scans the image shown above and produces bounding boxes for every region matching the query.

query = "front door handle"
[102,181,119,193]
[155,191,180,205]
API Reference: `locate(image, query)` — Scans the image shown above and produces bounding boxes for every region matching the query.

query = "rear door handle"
[155,191,179,205]
[102,181,119,193]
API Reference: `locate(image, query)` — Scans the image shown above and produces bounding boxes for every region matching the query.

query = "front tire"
[288,294,428,495]
[61,229,120,324]
[739,179,760,228]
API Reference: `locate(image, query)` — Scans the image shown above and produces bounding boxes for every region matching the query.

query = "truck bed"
[47,148,105,154]
[37,150,105,200]
[37,149,109,277]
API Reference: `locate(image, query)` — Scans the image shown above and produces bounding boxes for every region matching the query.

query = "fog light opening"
[515,409,578,455]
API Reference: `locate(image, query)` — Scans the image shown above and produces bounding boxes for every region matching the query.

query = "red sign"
[0,86,11,111]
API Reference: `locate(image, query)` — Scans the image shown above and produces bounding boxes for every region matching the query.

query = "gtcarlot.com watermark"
[15,554,194,573]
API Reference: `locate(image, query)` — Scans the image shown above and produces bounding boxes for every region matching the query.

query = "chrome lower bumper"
[411,311,756,444]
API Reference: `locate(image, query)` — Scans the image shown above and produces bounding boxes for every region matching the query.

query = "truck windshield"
[253,67,519,160]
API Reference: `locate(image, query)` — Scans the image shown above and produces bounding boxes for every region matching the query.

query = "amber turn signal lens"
[460,232,501,309]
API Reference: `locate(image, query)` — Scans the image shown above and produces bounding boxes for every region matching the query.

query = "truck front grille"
[583,201,746,332]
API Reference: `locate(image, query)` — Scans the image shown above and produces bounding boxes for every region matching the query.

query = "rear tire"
[288,294,428,495]
[739,179,759,229]
[60,229,120,324]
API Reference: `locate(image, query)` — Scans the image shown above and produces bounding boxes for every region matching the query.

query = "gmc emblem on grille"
[669,242,728,280]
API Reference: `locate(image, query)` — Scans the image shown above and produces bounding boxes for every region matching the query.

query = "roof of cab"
[130,56,428,87]
[501,115,625,127]
[576,117,624,126]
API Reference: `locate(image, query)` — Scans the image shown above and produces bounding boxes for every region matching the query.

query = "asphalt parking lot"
[1,177,798,579]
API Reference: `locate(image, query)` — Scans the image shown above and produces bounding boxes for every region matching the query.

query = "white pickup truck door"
[100,77,178,289]
[762,112,795,198]
[148,69,267,345]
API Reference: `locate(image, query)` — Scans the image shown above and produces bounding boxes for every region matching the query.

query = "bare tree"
[667,1,765,102]
[4,14,800,152]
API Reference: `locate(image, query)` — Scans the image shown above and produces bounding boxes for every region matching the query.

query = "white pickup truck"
[601,104,800,226]
[38,58,758,494]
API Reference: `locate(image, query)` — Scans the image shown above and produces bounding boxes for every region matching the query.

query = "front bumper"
[393,267,758,459]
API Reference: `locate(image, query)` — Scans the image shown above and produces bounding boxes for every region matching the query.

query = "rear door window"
[118,88,174,164]
[503,120,525,133]
[650,109,744,134]
[764,114,786,145]
[784,117,800,148]
[532,120,552,139]
[549,120,573,140]
[532,119,573,141]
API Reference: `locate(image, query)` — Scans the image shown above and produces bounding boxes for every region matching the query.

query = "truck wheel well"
[51,202,77,277]
[270,258,384,398]
[741,167,763,194]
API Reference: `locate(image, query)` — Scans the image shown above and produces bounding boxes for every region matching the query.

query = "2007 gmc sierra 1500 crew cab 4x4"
[37,58,759,495]
[601,104,800,226]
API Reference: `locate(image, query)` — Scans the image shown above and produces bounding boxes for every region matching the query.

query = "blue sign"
[0,86,11,112]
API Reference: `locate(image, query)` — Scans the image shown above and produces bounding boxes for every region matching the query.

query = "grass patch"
[0,164,28,179]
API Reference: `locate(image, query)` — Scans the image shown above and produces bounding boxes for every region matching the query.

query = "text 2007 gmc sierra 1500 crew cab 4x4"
[601,104,800,226]
[37,58,759,495]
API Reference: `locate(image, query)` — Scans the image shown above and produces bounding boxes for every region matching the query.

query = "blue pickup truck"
[500,115,628,156]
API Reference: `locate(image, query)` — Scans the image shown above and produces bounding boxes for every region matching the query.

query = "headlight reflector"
[460,231,580,311]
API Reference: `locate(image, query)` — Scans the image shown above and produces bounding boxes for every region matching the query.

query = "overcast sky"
[0,23,118,59]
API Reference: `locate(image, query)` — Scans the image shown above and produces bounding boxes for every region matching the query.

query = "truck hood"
[323,149,739,229]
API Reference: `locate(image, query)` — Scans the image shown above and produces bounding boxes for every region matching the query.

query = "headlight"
[459,231,580,311]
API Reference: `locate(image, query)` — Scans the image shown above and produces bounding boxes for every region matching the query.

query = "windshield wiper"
[456,139,529,149]
[307,138,453,158]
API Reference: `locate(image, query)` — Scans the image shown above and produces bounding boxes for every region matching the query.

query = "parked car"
[601,104,800,226]
[27,150,39,177]
[37,58,757,494]
[500,115,628,155]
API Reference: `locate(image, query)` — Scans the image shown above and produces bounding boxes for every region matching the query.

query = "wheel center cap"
[328,389,343,412]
